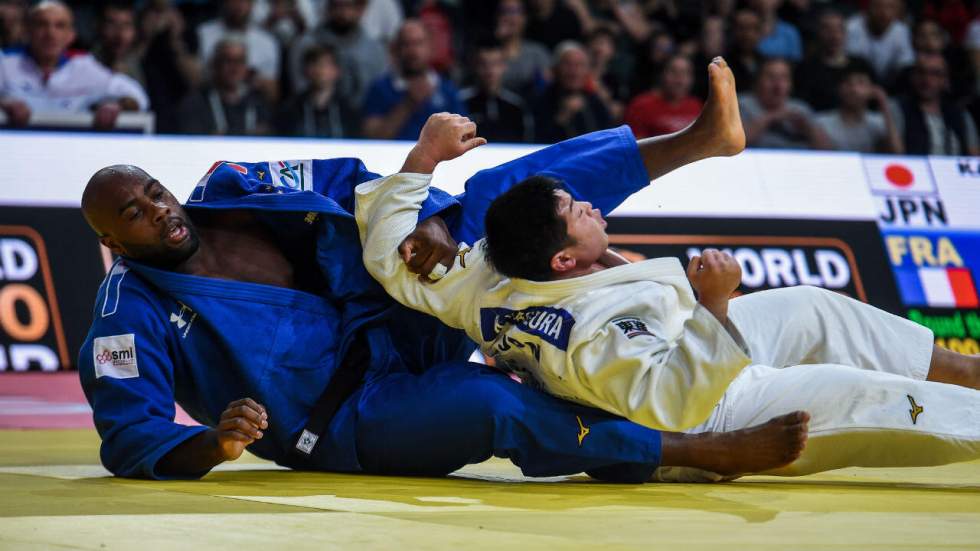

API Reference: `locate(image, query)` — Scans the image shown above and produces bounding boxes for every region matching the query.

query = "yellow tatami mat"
[1,429,978,550]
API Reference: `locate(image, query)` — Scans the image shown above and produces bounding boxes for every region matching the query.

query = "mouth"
[164,219,189,245]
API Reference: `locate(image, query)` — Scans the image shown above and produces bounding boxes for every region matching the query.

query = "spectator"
[0,0,26,49]
[260,0,307,47]
[795,8,863,112]
[0,1,148,129]
[178,37,271,135]
[359,0,404,44]
[361,19,464,140]
[968,17,980,95]
[815,61,903,153]
[751,0,803,61]
[587,25,628,121]
[290,0,386,103]
[278,44,358,137]
[845,0,914,88]
[625,54,702,139]
[691,15,727,99]
[417,0,457,74]
[197,0,280,100]
[92,3,144,86]
[739,57,833,149]
[893,53,979,155]
[729,9,765,92]
[896,18,973,102]
[629,29,676,96]
[460,40,533,143]
[494,0,551,95]
[525,0,585,50]
[139,0,202,135]
[532,41,611,143]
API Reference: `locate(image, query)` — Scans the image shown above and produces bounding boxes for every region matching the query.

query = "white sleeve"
[355,173,496,333]
[569,305,751,432]
[106,73,149,110]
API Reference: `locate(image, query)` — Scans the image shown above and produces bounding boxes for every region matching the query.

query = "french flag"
[897,267,979,308]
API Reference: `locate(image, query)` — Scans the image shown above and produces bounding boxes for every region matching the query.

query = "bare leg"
[638,57,745,181]
[660,411,809,477]
[927,345,980,390]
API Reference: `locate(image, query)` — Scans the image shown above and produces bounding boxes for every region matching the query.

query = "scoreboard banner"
[0,131,976,370]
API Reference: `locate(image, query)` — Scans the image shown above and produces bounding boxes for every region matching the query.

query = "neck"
[920,98,941,112]
[822,50,846,65]
[501,35,520,54]
[30,48,61,72]
[840,104,865,120]
[217,83,243,102]
[310,85,335,107]
[550,249,626,280]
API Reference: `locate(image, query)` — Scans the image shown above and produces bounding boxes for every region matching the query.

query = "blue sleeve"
[452,125,648,244]
[79,273,208,480]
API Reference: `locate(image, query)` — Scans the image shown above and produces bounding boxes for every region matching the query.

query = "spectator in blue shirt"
[361,19,463,140]
[752,0,803,62]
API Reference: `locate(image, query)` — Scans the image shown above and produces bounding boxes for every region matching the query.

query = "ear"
[99,236,125,257]
[549,248,577,275]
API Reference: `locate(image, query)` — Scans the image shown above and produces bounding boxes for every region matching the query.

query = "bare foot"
[689,57,745,158]
[926,346,980,390]
[662,411,809,476]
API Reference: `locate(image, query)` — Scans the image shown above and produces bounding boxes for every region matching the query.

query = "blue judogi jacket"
[78,126,650,479]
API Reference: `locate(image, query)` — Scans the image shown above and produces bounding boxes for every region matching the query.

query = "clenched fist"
[399,215,458,281]
[214,397,268,461]
[401,113,487,174]
[687,249,742,323]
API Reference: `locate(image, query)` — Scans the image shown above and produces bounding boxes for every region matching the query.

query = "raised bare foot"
[690,57,746,158]
[671,411,810,476]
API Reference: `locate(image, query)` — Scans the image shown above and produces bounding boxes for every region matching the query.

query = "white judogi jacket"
[356,173,752,431]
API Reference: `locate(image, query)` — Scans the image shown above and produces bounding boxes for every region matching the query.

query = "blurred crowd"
[1,0,979,155]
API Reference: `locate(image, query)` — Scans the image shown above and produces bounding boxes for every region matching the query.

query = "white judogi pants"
[656,286,980,481]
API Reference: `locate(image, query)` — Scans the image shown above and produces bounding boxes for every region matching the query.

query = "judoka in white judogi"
[355,172,980,478]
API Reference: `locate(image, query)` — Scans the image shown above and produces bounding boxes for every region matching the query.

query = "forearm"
[155,429,226,477]
[880,107,904,154]
[805,121,834,150]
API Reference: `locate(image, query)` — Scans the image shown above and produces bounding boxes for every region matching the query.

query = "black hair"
[302,44,338,67]
[484,175,573,281]
[839,58,874,82]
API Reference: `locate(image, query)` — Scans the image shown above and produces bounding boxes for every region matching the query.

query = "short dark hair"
[840,58,874,82]
[302,44,338,68]
[484,175,573,281]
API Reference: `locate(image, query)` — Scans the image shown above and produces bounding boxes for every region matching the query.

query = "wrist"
[401,145,439,174]
[698,298,729,324]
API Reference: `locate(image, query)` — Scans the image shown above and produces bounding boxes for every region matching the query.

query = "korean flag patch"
[612,317,654,339]
[92,334,139,379]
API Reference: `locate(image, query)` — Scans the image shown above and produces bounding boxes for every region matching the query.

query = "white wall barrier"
[0,131,977,370]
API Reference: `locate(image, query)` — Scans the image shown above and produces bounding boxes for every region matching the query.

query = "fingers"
[686,255,701,279]
[459,120,477,136]
[398,237,417,264]
[406,245,436,274]
[218,416,263,440]
[463,137,488,152]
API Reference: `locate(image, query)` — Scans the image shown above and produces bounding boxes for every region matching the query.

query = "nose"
[150,201,170,225]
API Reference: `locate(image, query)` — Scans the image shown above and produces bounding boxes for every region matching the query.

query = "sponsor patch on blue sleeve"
[92,333,139,379]
[611,317,654,339]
